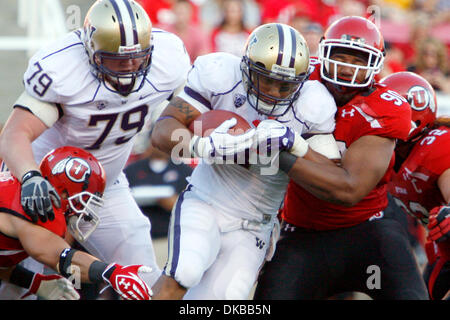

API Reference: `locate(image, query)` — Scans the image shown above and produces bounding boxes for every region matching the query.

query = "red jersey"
[389,126,450,225]
[0,172,66,267]
[283,65,412,230]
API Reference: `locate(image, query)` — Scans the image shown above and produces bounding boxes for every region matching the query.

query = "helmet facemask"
[241,56,309,117]
[66,191,104,242]
[319,39,384,88]
[93,45,153,96]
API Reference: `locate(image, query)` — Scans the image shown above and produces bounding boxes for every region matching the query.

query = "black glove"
[21,170,61,223]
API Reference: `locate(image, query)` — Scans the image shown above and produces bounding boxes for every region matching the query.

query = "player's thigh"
[184,227,271,300]
[164,189,221,289]
[365,218,428,300]
[254,226,333,300]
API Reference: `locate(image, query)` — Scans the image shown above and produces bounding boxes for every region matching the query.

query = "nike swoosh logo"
[139,93,155,100]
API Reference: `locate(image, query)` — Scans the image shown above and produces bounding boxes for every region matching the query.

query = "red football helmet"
[318,16,385,87]
[380,72,437,140]
[39,146,106,242]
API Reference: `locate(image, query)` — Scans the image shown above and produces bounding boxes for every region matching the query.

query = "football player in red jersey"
[253,16,429,299]
[0,146,152,300]
[381,72,450,300]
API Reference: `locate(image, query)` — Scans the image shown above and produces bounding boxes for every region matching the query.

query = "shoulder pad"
[23,32,92,104]
[188,53,241,94]
[295,80,336,129]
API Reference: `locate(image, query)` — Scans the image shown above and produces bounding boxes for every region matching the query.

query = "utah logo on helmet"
[380,71,437,139]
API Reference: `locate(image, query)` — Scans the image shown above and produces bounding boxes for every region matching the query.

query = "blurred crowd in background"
[136,0,450,114]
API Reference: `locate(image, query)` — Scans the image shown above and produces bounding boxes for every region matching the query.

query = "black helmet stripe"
[276,24,284,66]
[109,0,126,46]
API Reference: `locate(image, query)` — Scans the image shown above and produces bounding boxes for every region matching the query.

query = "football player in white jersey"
[150,23,339,299]
[0,0,190,298]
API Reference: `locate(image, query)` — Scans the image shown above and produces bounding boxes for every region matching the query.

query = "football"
[188,110,252,136]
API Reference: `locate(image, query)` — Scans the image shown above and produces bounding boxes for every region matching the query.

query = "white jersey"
[178,52,336,221]
[21,28,190,188]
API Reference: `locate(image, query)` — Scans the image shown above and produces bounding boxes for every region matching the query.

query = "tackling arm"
[11,213,98,283]
[1,213,152,299]
[287,135,395,206]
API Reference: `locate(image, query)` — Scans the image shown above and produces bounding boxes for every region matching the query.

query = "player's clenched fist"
[103,264,153,300]
[256,119,309,157]
[21,170,61,223]
[190,118,255,161]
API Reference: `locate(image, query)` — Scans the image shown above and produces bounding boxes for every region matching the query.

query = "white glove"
[256,120,309,158]
[22,273,80,300]
[189,118,255,162]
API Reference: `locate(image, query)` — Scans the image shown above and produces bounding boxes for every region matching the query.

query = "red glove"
[428,205,450,243]
[22,273,80,300]
[102,264,152,300]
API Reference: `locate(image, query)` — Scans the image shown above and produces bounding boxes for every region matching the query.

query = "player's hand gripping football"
[255,119,309,157]
[21,170,61,223]
[102,263,153,300]
[189,117,255,162]
[22,273,80,300]
[428,205,450,243]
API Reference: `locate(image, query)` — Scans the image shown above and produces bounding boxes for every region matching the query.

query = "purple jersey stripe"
[41,42,83,60]
[123,0,138,45]
[184,86,212,109]
[289,27,297,68]
[276,24,284,66]
[110,0,126,46]
[168,184,192,278]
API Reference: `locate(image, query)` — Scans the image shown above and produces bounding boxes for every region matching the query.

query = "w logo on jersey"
[255,237,265,250]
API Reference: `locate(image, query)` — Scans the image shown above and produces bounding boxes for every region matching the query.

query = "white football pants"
[164,185,274,300]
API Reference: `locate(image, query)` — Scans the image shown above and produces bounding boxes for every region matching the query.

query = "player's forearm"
[287,152,362,206]
[151,118,193,157]
[0,109,44,179]
[20,229,97,283]
[0,131,39,179]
